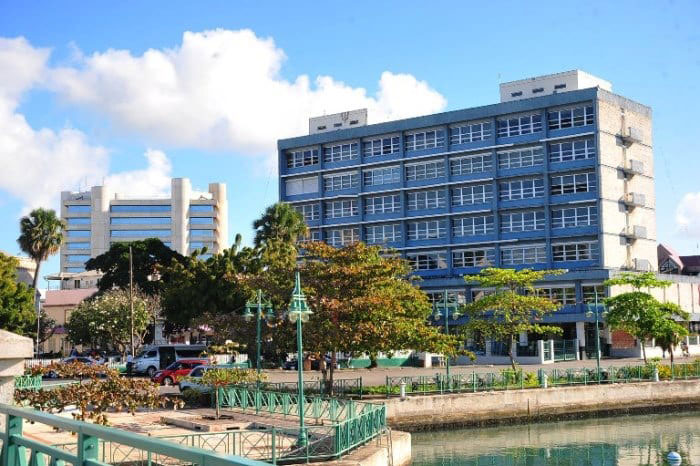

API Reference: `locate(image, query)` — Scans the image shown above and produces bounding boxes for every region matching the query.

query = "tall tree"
[300,242,461,391]
[604,272,687,362]
[17,208,65,290]
[463,268,565,370]
[85,238,184,295]
[652,303,689,363]
[252,203,307,251]
[0,252,36,335]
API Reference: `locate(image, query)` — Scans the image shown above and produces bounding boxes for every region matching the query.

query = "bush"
[182,389,210,408]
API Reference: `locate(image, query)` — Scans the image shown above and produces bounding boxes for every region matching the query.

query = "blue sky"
[1,0,699,284]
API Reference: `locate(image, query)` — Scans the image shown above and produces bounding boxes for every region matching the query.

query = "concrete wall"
[0,330,33,431]
[323,430,411,466]
[385,379,700,430]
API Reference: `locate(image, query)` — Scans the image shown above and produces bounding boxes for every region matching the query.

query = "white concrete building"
[60,178,228,275]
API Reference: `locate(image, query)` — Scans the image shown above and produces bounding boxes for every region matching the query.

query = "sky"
[1,0,699,284]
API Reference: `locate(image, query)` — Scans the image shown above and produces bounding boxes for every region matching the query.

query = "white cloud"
[49,29,448,162]
[0,37,175,212]
[676,192,700,238]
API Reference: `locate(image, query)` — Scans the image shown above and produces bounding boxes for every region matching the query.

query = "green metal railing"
[384,361,700,396]
[244,377,363,398]
[0,403,270,466]
[553,339,578,361]
[13,375,41,391]
[217,386,386,459]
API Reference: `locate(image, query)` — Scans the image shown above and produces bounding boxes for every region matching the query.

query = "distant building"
[42,288,97,355]
[44,270,102,290]
[59,178,228,276]
[658,244,700,276]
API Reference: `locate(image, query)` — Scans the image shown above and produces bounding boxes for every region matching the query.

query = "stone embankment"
[385,380,700,431]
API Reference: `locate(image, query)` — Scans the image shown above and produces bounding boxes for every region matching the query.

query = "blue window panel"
[67,230,90,238]
[65,254,91,263]
[111,217,171,224]
[190,204,214,212]
[65,267,85,273]
[66,205,90,213]
[110,230,170,237]
[66,217,91,225]
[66,242,90,250]
[190,217,214,225]
[111,205,171,213]
[190,229,215,237]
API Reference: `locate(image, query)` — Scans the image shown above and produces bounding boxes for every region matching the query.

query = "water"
[411,412,700,465]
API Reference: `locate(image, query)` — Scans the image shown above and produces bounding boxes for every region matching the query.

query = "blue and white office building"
[278,70,688,357]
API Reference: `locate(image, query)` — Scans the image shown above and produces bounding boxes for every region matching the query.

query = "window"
[66,242,89,250]
[498,147,544,169]
[327,228,359,247]
[407,220,447,240]
[453,215,494,237]
[511,91,523,97]
[365,194,401,214]
[451,183,493,206]
[324,200,358,218]
[67,230,90,238]
[190,229,214,237]
[532,87,544,94]
[406,251,447,270]
[365,224,401,244]
[323,172,359,191]
[65,254,90,263]
[501,244,547,265]
[286,176,319,195]
[111,217,171,225]
[198,254,213,260]
[190,217,214,225]
[363,165,400,186]
[550,172,596,195]
[407,190,446,210]
[453,248,495,268]
[190,205,214,213]
[287,148,319,168]
[552,241,599,261]
[554,83,567,90]
[450,121,492,144]
[66,205,91,213]
[299,230,322,244]
[190,241,214,249]
[583,285,606,303]
[496,113,542,137]
[363,136,400,157]
[65,267,85,273]
[405,160,446,181]
[405,129,445,151]
[450,153,493,176]
[534,287,577,306]
[111,205,171,213]
[65,217,91,226]
[323,143,359,163]
[548,105,594,130]
[111,229,169,237]
[294,203,320,222]
[499,178,544,200]
[500,210,545,233]
[551,205,598,228]
[549,138,596,163]
[425,291,466,305]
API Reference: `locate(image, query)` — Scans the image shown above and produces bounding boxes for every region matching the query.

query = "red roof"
[44,289,97,307]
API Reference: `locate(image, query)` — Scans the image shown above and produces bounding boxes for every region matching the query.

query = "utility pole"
[129,245,134,357]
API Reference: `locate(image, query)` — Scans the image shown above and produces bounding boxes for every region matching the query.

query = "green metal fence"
[217,386,386,460]
[553,339,577,361]
[384,361,700,396]
[246,377,363,398]
[0,403,270,466]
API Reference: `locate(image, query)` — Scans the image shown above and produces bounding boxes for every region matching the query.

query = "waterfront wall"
[385,380,700,430]
[324,430,411,466]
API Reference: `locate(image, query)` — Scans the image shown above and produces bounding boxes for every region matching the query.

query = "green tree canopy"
[17,207,64,289]
[65,288,154,353]
[252,202,307,252]
[85,238,184,295]
[0,252,36,336]
[463,268,565,369]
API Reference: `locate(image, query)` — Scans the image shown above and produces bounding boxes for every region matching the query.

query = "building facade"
[277,70,694,358]
[60,178,228,275]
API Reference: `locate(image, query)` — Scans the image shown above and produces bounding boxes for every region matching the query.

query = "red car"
[151,359,209,386]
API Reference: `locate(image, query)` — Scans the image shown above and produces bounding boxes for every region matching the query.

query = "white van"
[133,344,207,377]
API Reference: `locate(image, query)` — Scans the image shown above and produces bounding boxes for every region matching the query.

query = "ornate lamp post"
[585,287,606,384]
[433,290,460,389]
[244,289,276,382]
[287,271,312,447]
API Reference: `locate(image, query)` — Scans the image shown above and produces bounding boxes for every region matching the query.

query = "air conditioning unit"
[622,225,647,241]
[621,159,644,176]
[634,258,652,271]
[621,126,643,146]
[623,192,646,208]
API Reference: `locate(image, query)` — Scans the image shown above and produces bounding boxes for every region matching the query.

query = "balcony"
[620,126,643,146]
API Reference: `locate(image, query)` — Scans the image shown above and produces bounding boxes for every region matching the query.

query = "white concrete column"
[0,330,33,431]
[209,183,228,251]
[549,340,555,362]
[91,185,112,258]
[537,340,545,364]
[576,321,586,347]
[171,178,191,255]
[574,339,580,360]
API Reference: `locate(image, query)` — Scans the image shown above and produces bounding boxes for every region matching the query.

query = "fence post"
[359,377,363,400]
[271,427,276,465]
[385,376,390,398]
[77,432,98,466]
[472,372,477,393]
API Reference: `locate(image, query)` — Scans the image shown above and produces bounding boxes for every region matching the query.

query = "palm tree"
[252,203,307,249]
[17,208,65,289]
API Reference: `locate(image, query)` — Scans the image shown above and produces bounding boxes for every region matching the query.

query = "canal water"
[411,412,700,465]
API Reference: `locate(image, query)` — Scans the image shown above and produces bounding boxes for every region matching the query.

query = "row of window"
[65,204,214,214]
[286,105,595,168]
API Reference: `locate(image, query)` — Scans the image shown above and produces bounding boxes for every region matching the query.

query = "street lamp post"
[433,289,460,390]
[585,288,606,384]
[287,271,312,448]
[244,289,276,382]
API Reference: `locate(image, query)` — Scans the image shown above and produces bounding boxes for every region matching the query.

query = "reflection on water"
[411,412,700,465]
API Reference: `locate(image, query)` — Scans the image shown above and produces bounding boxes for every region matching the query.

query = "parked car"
[178,365,227,394]
[151,358,209,386]
[133,344,207,377]
[46,357,96,378]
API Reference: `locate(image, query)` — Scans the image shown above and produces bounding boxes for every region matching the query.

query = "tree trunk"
[32,260,41,290]
[508,335,517,371]
[641,340,647,363]
[328,353,337,396]
[369,353,378,369]
[670,347,674,364]
[215,388,220,420]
